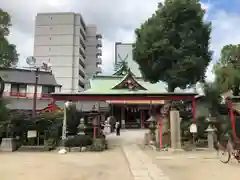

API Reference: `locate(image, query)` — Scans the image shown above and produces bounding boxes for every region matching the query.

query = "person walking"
[115,121,120,136]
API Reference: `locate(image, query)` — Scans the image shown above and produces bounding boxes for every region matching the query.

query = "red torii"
[227,96,240,147]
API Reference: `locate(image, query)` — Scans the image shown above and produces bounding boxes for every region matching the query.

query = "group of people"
[101,116,121,136]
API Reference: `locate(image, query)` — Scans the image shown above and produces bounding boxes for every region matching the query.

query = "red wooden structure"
[227,96,240,147]
[51,92,198,146]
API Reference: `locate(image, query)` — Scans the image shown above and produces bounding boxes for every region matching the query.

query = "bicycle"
[217,140,240,163]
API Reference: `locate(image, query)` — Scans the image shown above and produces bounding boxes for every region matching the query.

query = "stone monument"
[170,110,181,149]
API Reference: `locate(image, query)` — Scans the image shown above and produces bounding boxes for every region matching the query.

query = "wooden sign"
[190,124,197,133]
[27,130,37,138]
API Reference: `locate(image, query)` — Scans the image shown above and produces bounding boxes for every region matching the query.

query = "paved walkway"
[107,129,170,180]
[123,144,170,180]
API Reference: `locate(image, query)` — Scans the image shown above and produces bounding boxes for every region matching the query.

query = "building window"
[10,84,27,97]
[42,85,55,97]
[49,37,52,40]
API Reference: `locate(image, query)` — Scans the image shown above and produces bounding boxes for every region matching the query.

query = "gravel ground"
[0,148,133,180]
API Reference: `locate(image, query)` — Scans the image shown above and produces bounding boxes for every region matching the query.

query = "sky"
[1,0,240,82]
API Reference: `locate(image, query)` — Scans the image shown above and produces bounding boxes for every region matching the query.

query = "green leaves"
[214,44,240,95]
[0,9,11,36]
[133,0,212,91]
[0,9,18,67]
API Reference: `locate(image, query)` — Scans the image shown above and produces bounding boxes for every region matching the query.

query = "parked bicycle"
[217,138,240,163]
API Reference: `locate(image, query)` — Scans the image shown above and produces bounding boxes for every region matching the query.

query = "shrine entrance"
[51,93,198,149]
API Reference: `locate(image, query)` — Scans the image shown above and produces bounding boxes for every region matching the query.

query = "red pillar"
[158,118,163,149]
[192,98,196,122]
[228,100,237,146]
[51,98,56,111]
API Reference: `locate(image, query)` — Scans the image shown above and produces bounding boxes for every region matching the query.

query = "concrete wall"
[115,42,141,77]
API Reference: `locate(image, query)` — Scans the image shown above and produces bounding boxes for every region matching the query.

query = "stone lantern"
[205,115,216,150]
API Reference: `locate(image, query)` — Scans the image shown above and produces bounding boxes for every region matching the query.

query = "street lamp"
[58,101,72,154]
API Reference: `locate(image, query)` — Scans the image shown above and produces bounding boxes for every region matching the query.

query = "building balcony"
[97,49,102,56]
[96,58,102,65]
[96,39,102,47]
[96,66,102,74]
[3,91,53,99]
[96,34,102,39]
[79,75,85,84]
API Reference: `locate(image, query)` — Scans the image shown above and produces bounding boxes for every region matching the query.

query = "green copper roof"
[82,71,168,94]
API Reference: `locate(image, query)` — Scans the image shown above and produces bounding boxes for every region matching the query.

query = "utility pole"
[32,67,39,118]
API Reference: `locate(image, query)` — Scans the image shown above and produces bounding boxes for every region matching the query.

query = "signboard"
[27,130,37,138]
[106,100,164,104]
[190,124,197,133]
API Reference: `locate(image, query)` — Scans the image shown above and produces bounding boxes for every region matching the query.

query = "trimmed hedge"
[64,135,93,147]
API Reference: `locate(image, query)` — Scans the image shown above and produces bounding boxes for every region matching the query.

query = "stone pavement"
[123,144,170,180]
[107,130,170,180]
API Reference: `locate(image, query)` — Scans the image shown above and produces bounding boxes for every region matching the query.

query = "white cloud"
[1,0,160,72]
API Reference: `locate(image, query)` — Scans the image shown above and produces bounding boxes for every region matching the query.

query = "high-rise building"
[34,12,102,93]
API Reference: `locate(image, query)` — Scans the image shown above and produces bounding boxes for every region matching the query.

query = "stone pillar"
[162,117,170,146]
[170,110,181,149]
[0,138,17,152]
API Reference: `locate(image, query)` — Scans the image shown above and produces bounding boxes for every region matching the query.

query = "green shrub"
[87,137,107,152]
[84,126,94,137]
[64,135,93,147]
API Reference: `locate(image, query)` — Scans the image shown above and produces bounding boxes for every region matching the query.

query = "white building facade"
[34,12,102,93]
[115,42,141,77]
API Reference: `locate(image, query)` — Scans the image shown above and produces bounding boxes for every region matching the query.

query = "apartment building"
[34,12,102,93]
[0,68,61,111]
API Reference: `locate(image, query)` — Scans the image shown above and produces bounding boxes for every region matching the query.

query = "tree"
[214,44,240,95]
[0,9,18,67]
[133,0,212,91]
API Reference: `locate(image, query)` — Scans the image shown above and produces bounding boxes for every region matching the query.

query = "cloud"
[1,0,240,83]
[0,0,161,73]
